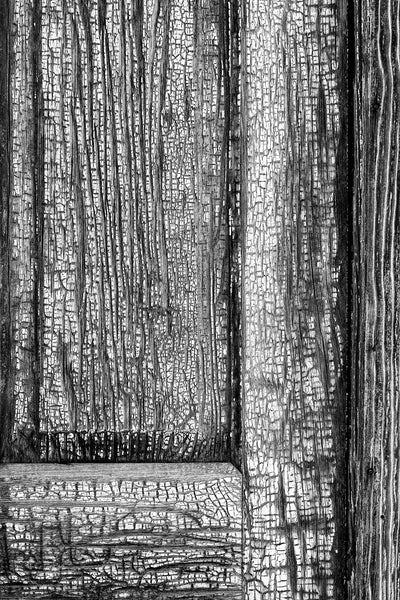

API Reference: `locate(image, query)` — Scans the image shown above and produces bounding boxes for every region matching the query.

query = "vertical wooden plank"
[241,0,349,598]
[0,0,12,461]
[9,0,39,455]
[0,464,242,598]
[350,0,400,598]
[193,0,232,436]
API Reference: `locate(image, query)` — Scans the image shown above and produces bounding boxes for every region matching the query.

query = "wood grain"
[0,463,242,598]
[10,429,232,463]
[0,0,12,461]
[0,462,241,483]
[241,0,349,598]
[350,0,400,598]
[4,0,241,459]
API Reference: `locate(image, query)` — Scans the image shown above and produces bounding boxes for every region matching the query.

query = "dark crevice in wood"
[238,0,250,588]
[330,1,353,598]
[31,0,45,456]
[228,0,242,470]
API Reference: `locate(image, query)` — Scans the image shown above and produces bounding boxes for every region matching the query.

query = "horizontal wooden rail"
[0,463,242,598]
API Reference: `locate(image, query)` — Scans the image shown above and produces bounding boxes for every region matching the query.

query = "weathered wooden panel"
[0,0,13,461]
[350,0,400,598]
[4,0,240,459]
[0,463,242,598]
[241,1,348,598]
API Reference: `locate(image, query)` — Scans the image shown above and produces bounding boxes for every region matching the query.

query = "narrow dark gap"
[333,0,356,594]
[227,0,242,471]
[328,0,355,596]
[31,0,45,459]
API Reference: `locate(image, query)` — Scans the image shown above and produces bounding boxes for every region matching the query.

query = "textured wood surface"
[0,463,242,599]
[0,462,241,483]
[241,0,349,598]
[0,0,12,463]
[350,0,400,598]
[3,0,241,459]
[3,1,385,599]
[11,429,232,463]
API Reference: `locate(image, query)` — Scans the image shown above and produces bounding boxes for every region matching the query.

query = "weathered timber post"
[241,0,350,598]
[350,1,400,598]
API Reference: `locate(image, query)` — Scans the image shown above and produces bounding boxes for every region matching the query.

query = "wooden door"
[3,0,400,599]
